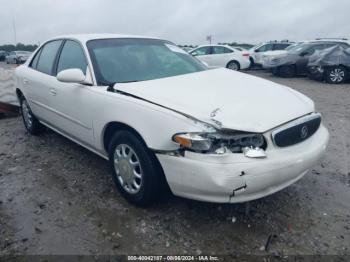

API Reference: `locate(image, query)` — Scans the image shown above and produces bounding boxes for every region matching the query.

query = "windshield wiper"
[106,80,140,92]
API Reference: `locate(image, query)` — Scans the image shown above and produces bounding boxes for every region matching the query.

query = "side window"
[303,45,320,56]
[36,40,63,75]
[57,40,87,75]
[339,43,350,49]
[273,44,289,50]
[256,44,273,53]
[191,47,211,56]
[30,50,42,69]
[212,46,233,54]
[256,44,273,52]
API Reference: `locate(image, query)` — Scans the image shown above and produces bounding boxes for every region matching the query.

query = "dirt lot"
[0,68,349,257]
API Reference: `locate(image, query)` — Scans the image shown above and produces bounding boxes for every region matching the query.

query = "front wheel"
[20,97,43,135]
[325,66,347,84]
[226,61,240,71]
[108,130,164,206]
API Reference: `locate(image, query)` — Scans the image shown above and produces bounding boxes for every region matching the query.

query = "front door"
[49,40,94,146]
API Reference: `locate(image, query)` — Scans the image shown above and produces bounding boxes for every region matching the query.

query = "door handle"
[23,79,29,85]
[49,88,57,96]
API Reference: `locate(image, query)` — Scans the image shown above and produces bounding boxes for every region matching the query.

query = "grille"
[272,113,321,147]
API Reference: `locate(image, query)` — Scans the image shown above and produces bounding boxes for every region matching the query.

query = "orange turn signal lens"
[173,134,192,148]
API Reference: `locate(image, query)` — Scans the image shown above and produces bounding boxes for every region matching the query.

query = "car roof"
[194,44,234,49]
[303,40,349,46]
[47,34,163,44]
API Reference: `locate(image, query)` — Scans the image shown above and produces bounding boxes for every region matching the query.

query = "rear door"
[25,40,63,122]
[210,46,234,67]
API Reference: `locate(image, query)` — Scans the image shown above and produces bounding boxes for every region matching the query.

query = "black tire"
[20,97,43,135]
[277,65,296,78]
[108,130,164,206]
[271,67,279,76]
[249,57,255,69]
[325,66,347,84]
[226,60,240,71]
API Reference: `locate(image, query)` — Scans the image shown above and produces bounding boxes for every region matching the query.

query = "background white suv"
[189,45,250,71]
[249,41,293,66]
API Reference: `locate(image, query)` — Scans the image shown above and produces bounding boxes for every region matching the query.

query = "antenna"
[12,14,17,44]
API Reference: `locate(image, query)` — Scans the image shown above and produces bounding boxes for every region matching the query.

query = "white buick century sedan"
[15,34,329,206]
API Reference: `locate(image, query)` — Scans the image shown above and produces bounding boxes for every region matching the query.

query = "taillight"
[242,53,249,57]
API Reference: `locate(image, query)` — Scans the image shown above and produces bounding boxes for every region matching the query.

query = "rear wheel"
[277,65,296,78]
[226,61,240,71]
[20,97,43,135]
[325,66,347,84]
[108,130,164,206]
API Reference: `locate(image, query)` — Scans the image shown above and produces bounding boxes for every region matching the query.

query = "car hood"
[115,68,314,133]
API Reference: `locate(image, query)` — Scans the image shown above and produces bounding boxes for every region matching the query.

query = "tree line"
[0,43,38,52]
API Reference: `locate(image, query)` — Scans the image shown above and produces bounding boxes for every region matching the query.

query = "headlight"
[173,133,212,152]
[172,131,266,153]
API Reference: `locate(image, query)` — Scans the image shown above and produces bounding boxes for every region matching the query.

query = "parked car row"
[0,51,32,64]
[7,51,32,64]
[260,39,350,84]
[0,50,9,61]
[186,39,350,84]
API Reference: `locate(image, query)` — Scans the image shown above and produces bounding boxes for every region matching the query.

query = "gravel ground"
[0,69,349,257]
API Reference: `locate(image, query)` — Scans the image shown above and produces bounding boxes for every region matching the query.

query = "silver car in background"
[6,51,32,64]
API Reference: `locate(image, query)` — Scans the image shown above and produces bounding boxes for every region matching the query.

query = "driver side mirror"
[57,68,87,84]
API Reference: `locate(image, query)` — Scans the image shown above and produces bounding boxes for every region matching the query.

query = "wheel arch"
[15,88,24,102]
[103,121,170,192]
[226,60,241,70]
[102,121,149,153]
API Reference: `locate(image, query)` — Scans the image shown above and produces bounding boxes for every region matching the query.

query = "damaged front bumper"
[156,124,329,203]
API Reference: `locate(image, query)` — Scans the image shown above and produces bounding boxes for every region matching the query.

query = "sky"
[0,0,349,46]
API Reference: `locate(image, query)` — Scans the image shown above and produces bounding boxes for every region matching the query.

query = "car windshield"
[16,51,30,54]
[87,38,207,85]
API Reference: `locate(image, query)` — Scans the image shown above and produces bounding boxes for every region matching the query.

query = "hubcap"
[330,68,345,83]
[22,100,33,129]
[228,62,238,71]
[114,144,143,194]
